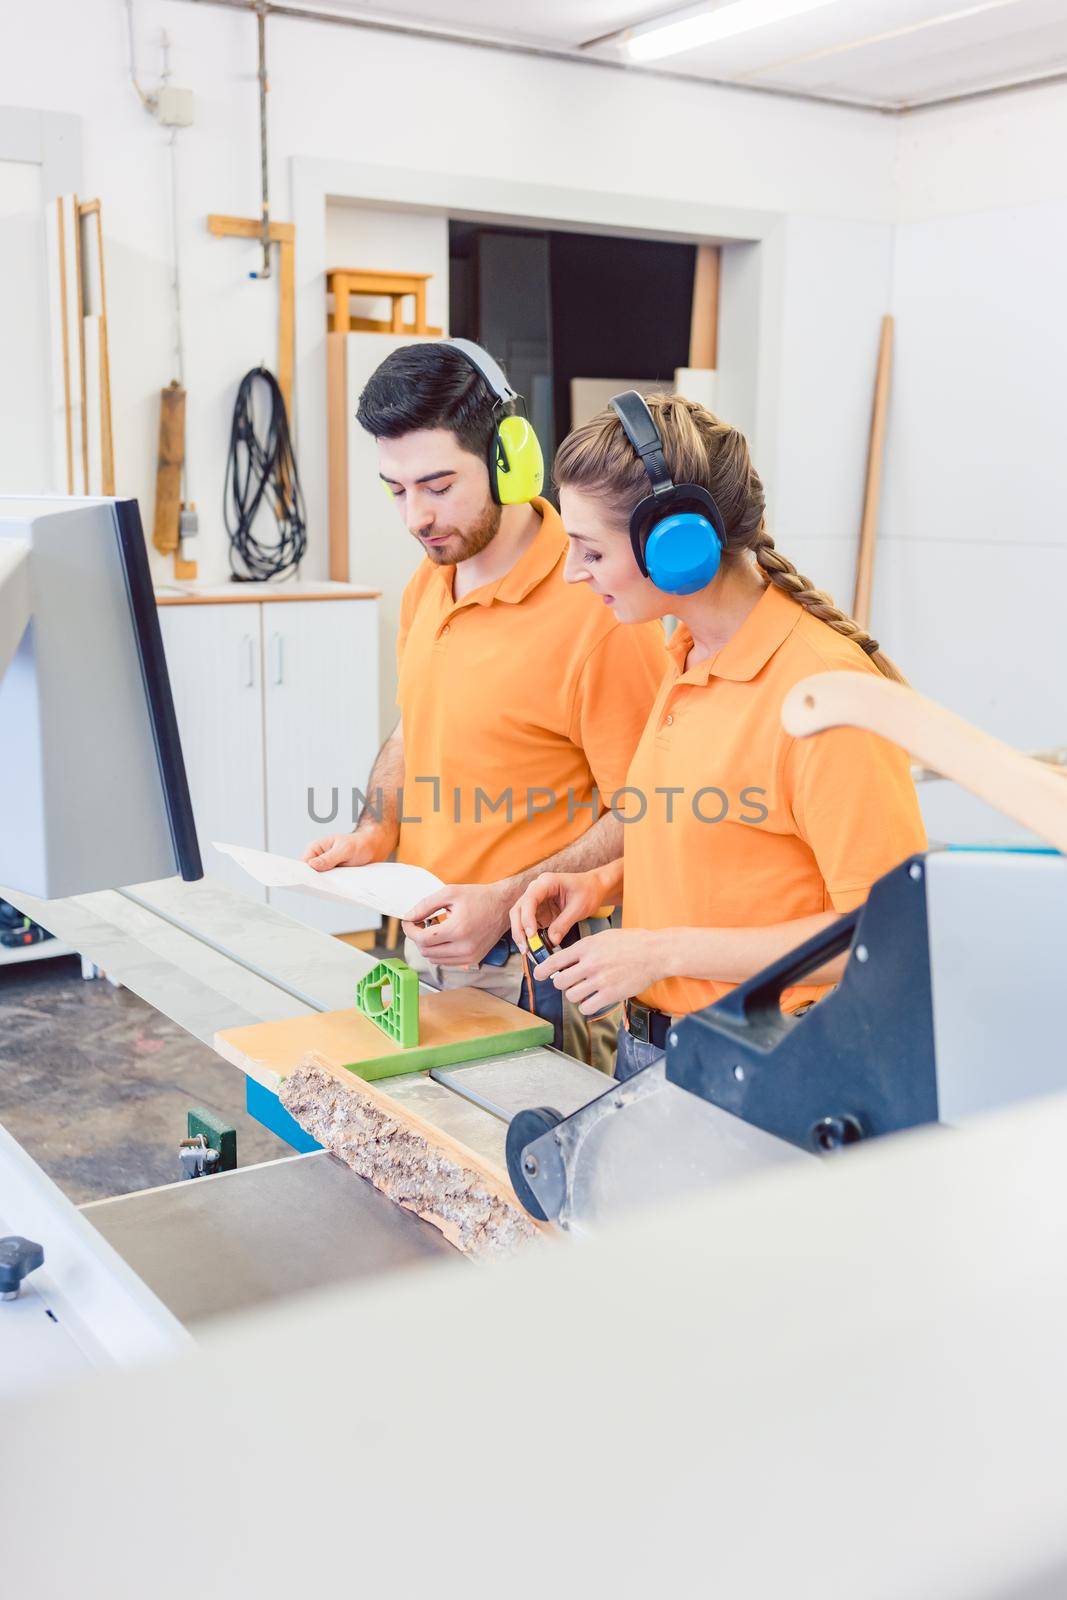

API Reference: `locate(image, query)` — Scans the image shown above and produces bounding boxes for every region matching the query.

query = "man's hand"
[302,828,390,872]
[509,868,609,950]
[402,882,514,969]
[534,929,667,1015]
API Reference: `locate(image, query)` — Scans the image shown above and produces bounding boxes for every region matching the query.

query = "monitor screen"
[0,496,202,898]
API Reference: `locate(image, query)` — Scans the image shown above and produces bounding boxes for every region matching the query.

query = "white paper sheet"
[214,843,445,919]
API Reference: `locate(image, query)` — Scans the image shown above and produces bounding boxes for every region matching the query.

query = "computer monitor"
[0,496,202,898]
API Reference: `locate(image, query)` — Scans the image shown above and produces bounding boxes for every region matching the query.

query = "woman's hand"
[509,868,610,951]
[534,929,668,1015]
[302,827,390,871]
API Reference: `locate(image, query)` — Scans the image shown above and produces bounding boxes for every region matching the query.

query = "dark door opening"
[450,221,697,468]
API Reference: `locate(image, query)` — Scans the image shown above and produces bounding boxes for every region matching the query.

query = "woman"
[509,393,926,1082]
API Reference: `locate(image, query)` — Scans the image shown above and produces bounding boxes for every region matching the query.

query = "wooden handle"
[781,672,1067,854]
[152,382,186,554]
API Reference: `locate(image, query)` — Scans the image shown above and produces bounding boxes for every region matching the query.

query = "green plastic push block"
[343,1012,553,1082]
[355,958,420,1048]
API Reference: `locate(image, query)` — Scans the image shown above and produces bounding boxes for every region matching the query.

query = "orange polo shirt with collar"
[619,582,927,1018]
[394,497,666,885]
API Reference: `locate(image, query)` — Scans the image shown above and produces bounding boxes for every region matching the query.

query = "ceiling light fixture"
[623,0,843,63]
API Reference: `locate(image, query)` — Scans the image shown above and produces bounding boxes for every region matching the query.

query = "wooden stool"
[327,269,441,336]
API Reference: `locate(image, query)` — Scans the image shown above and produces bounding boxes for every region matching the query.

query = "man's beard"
[418,499,502,565]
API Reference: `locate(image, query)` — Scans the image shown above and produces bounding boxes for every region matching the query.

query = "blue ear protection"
[609,391,724,596]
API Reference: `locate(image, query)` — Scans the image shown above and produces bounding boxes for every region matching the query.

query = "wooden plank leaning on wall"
[327,331,349,583]
[45,195,115,498]
[853,315,894,632]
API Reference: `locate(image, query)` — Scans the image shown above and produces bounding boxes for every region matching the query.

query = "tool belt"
[624,998,674,1050]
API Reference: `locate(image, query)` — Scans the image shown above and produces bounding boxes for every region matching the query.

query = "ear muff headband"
[609,391,725,596]
[446,338,545,505]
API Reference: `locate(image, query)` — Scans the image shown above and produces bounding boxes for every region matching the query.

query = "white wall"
[766,213,895,605]
[0,159,49,496]
[5,0,1063,850]
[895,80,1067,223]
[0,0,899,587]
[875,88,1067,841]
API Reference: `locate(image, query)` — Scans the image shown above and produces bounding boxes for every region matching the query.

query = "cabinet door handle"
[241,634,255,687]
[271,632,284,685]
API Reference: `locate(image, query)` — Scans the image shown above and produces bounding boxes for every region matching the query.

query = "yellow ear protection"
[609,391,725,596]
[448,338,545,505]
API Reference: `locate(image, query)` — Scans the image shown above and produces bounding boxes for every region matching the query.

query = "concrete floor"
[0,954,289,1204]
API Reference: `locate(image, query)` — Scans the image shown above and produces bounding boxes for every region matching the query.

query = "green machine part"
[355,958,421,1048]
[186,1107,237,1172]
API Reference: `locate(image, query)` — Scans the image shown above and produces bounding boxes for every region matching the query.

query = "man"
[304,341,664,1065]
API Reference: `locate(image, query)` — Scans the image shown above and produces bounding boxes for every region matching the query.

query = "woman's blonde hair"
[554,393,905,683]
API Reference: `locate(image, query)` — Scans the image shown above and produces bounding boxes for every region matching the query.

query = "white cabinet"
[262,599,379,930]
[158,587,380,934]
[158,602,267,903]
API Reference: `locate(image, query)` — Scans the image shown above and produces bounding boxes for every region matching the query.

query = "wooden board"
[155,584,379,605]
[689,243,720,369]
[83,316,104,495]
[78,199,114,495]
[51,194,84,493]
[852,314,893,630]
[278,1055,543,1256]
[215,986,552,1091]
[152,382,185,555]
[328,314,443,336]
[326,331,349,581]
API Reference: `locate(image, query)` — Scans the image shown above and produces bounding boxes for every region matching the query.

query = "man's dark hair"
[356,343,498,460]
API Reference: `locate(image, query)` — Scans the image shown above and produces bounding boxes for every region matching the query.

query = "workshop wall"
[877,85,1067,841]
[3,0,1059,849]
[2,0,897,587]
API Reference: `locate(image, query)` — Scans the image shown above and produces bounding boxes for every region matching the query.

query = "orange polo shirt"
[619,582,927,1017]
[395,498,666,885]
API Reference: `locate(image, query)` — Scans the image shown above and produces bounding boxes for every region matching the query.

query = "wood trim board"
[853,315,893,630]
[155,586,380,605]
[327,331,349,582]
[689,243,720,370]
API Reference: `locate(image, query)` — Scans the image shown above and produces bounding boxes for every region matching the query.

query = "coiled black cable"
[224,366,308,581]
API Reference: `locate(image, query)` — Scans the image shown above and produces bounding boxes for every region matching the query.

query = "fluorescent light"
[624,0,842,63]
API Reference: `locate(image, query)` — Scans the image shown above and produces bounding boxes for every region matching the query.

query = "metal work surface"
[372,1070,512,1166]
[0,1118,188,1398]
[4,876,379,1045]
[3,876,600,1156]
[83,1151,456,1327]
[433,1048,610,1121]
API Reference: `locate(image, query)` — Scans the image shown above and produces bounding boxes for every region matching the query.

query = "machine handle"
[716,907,863,1036]
[0,1235,44,1301]
[782,672,1067,854]
[270,632,284,685]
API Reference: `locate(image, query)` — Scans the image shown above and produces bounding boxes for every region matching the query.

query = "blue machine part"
[245,1077,322,1154]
